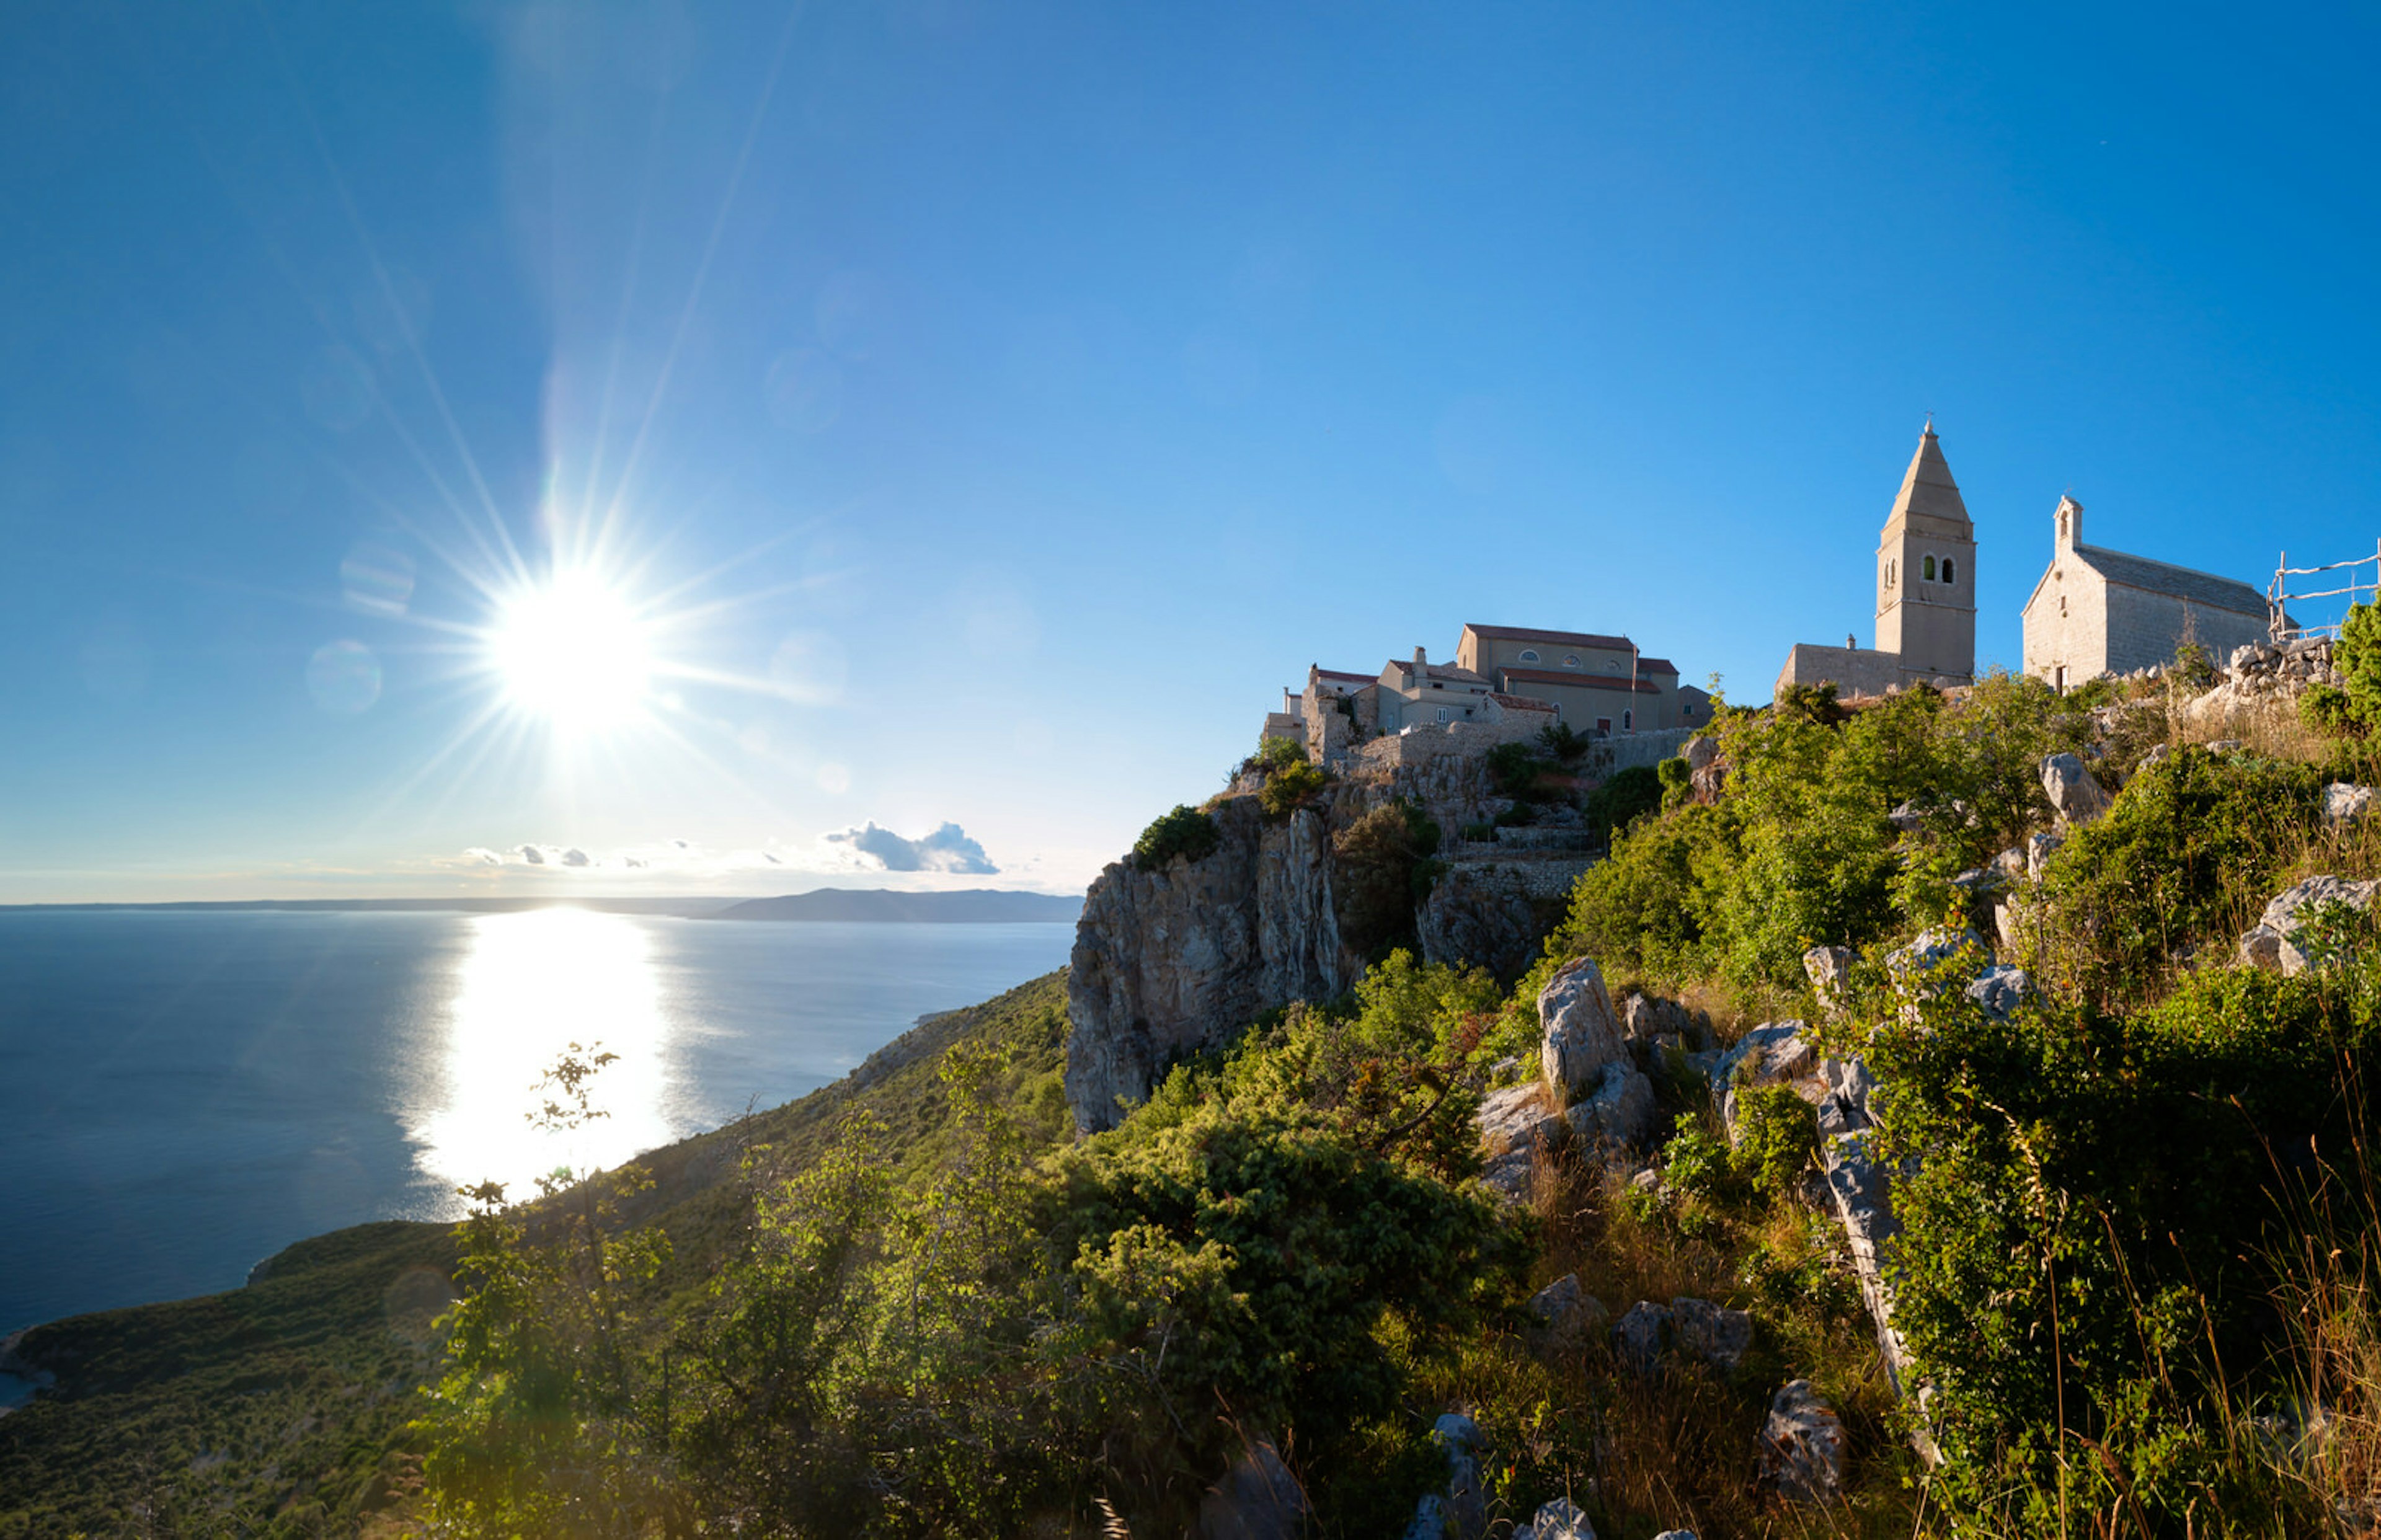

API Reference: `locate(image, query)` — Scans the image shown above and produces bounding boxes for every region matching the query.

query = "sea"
[0,908,1075,1346]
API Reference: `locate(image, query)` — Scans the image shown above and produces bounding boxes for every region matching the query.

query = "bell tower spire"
[1873,422,1977,683]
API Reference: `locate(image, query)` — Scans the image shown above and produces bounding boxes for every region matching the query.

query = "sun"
[489,569,654,730]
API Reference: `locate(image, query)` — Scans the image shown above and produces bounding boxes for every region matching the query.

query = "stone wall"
[1417,855,1595,981]
[1773,643,1909,700]
[2104,587,2267,678]
[1352,714,1545,774]
[1579,726,1697,776]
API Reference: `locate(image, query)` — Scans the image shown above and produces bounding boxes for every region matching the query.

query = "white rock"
[1757,1379,1848,1502]
[1528,1273,1610,1350]
[2040,752,2113,825]
[1566,1061,1656,1149]
[2326,783,2378,828]
[1671,1296,1754,1370]
[1614,1300,1671,1374]
[2238,875,2381,976]
[2026,829,2065,880]
[1540,956,1627,1100]
[1477,1082,1560,1157]
[1514,1496,1597,1540]
[1802,945,1855,1012]
[1712,1020,1817,1137]
[1966,964,2033,1019]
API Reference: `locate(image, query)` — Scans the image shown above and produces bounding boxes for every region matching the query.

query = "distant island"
[707,888,1084,924]
[4,888,1083,923]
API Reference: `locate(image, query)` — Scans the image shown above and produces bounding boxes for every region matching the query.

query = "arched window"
[1888,560,1895,587]
[1942,557,1956,585]
[1518,648,1539,662]
[1923,554,1937,582]
[1622,709,1634,732]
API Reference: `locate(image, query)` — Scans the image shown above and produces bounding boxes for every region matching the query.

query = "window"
[1563,653,1580,667]
[1603,660,1619,672]
[2059,595,2067,617]
[1595,717,1612,733]
[1923,554,1937,582]
[1942,557,1956,585]
[1518,648,1540,662]
[1622,709,1633,732]
[1887,559,1895,587]
[1434,707,1450,724]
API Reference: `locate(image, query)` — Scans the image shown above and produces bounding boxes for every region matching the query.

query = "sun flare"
[490,570,654,730]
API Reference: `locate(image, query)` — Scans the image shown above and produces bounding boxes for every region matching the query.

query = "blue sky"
[3,1,2377,900]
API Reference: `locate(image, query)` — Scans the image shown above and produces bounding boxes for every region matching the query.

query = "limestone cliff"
[1065,753,1595,1131]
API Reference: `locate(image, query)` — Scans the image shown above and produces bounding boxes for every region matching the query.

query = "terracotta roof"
[1488,692,1557,712]
[1633,656,1681,676]
[1461,623,1636,651]
[1500,667,1661,695]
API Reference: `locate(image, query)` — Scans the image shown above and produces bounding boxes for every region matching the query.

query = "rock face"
[2326,783,2379,828]
[1614,1300,1671,1374]
[1566,1061,1656,1149]
[1802,945,1855,1013]
[2039,752,2113,826]
[1068,800,1352,1131]
[1540,956,1627,1101]
[1670,1296,1755,1370]
[1757,1380,1848,1502]
[1476,1082,1561,1201]
[1417,859,1582,983]
[2238,874,2381,976]
[1966,964,2033,1019]
[1711,1020,1817,1138]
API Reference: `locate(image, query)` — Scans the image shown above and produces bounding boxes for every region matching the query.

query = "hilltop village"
[1269,423,2287,783]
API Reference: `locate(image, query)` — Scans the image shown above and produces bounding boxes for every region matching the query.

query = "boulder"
[1652,1533,1698,1540]
[1965,965,2033,1019]
[1671,1296,1754,1370]
[1684,735,1727,805]
[2326,783,2379,828]
[1824,1131,1920,1397]
[1566,1061,1656,1150]
[1528,1273,1610,1352]
[1989,845,2027,883]
[1802,945,1855,1013]
[1886,927,1985,1004]
[1197,1437,1306,1540]
[1887,799,1925,833]
[2040,753,2113,826]
[1540,956,1628,1100]
[1757,1380,1848,1502]
[1512,1497,1597,1540]
[2026,829,2065,880]
[1401,1495,1450,1540]
[1614,1300,1672,1374]
[1622,990,1710,1048]
[1477,1082,1561,1157]
[1713,1021,1819,1138]
[1429,1414,1488,1539]
[2238,875,2381,976]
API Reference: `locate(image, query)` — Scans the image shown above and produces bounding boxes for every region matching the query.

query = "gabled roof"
[1311,667,1374,685]
[1488,692,1557,712]
[1885,426,1969,529]
[1633,656,1681,676]
[2067,544,2270,617]
[1461,623,1636,652]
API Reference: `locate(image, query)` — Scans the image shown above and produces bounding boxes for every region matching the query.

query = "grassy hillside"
[0,971,1071,1538]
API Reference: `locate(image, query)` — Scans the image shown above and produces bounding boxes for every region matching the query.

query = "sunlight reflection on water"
[409,909,679,1198]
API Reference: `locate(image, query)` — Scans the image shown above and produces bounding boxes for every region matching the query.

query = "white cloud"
[822,820,998,874]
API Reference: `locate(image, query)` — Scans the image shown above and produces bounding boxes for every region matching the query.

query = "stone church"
[2019,495,2272,688]
[1775,425,1977,698]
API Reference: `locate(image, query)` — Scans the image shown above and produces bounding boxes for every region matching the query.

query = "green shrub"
[1656,755,1692,808]
[1333,800,1440,960]
[1256,733,1306,772]
[2344,601,2381,732]
[1728,1082,1818,1201]
[1486,740,1548,802]
[2029,745,2322,1006]
[1257,757,1327,817]
[2173,638,2218,689]
[1584,763,1663,839]
[1537,720,1592,764]
[2304,679,2356,737]
[1132,805,1222,871]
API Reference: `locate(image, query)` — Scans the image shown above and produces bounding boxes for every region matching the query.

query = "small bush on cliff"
[1332,800,1442,962]
[1257,756,1328,817]
[1255,733,1306,772]
[1583,763,1662,841]
[1132,805,1221,871]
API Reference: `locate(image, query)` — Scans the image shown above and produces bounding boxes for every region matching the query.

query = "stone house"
[1777,425,1978,697]
[2020,495,2274,687]
[1455,623,1709,732]
[1377,647,1497,732]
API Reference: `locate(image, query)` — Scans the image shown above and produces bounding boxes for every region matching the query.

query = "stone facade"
[1776,425,1978,699]
[2020,495,2273,687]
[1457,624,1703,732]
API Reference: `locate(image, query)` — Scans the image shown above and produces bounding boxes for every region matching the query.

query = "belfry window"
[1942,557,1956,585]
[1923,554,1937,582]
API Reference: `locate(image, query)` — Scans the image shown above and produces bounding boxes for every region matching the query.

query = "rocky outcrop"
[1540,956,1627,1100]
[1757,1379,1847,1502]
[1418,857,1586,981]
[2184,635,2344,732]
[2239,874,2381,976]
[1566,1060,1656,1149]
[1527,1273,1609,1352]
[1512,1497,1597,1540]
[2327,782,2379,828]
[1068,799,1354,1131]
[1197,1438,1305,1540]
[2039,752,2112,826]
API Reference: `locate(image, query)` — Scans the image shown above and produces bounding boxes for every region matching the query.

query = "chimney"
[2055,495,2083,554]
[1412,645,1427,676]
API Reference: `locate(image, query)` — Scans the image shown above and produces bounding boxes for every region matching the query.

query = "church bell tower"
[1874,423,1976,684]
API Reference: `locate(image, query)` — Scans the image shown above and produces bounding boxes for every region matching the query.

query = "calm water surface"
[0,910,1073,1336]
